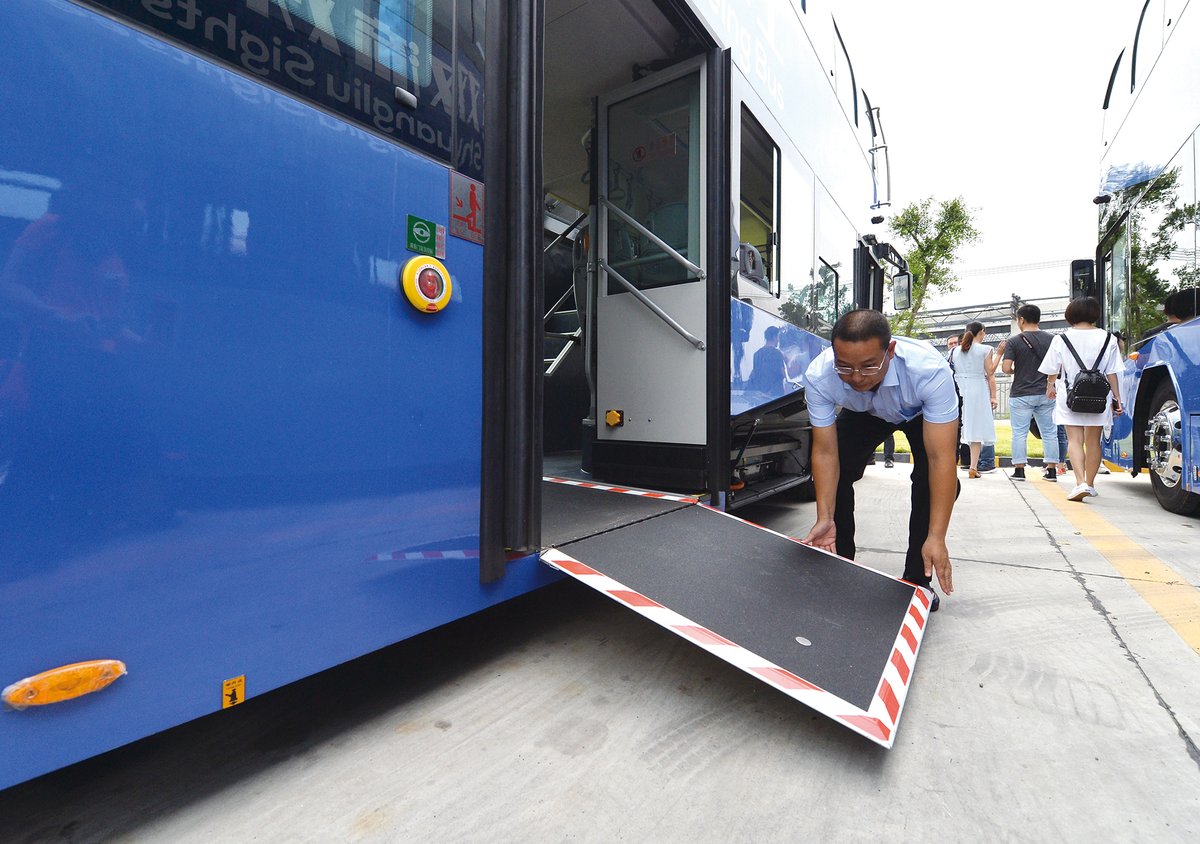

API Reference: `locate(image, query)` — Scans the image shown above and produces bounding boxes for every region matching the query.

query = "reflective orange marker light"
[3,660,127,710]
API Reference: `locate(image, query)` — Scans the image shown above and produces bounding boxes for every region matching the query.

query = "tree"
[887,197,981,336]
[1127,167,1199,338]
[778,260,846,336]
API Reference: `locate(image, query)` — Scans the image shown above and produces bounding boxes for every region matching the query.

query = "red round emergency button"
[400,256,453,313]
[418,267,444,299]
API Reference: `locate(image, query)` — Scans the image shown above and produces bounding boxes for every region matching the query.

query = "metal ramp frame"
[541,477,932,748]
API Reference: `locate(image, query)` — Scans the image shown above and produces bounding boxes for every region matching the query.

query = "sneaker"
[1011,466,1026,481]
[1058,463,1069,475]
[1086,486,1099,498]
[1068,484,1089,502]
[978,466,997,474]
[1042,467,1057,481]
[1098,465,1111,475]
[884,459,894,468]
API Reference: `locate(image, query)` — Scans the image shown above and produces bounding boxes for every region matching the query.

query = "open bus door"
[584,51,731,504]
[484,3,729,580]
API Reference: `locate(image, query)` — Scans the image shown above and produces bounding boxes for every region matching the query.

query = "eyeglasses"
[833,360,887,376]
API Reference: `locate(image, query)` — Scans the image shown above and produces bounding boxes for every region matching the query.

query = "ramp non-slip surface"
[560,505,911,711]
[540,482,931,747]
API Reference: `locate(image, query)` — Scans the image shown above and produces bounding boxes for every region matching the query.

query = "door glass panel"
[1107,226,1131,336]
[605,72,701,293]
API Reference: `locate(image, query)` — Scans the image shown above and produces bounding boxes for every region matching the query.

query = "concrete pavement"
[1,464,1198,842]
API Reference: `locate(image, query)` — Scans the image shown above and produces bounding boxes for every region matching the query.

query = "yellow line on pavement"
[1032,480,1200,656]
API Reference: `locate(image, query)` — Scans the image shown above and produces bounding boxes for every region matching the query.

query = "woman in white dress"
[1038,296,1124,502]
[953,321,1003,478]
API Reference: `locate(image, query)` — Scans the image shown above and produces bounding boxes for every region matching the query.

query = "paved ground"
[2,465,1198,842]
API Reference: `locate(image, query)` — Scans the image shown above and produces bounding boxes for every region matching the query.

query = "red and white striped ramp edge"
[541,508,932,749]
[366,549,481,562]
[542,475,700,503]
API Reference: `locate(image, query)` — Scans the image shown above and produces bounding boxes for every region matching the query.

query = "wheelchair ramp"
[541,479,932,748]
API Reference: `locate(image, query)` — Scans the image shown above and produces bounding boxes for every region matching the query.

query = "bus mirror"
[1070,258,1096,300]
[892,272,912,311]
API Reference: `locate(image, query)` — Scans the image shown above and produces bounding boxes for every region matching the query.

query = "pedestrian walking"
[1002,304,1060,481]
[1038,297,1124,501]
[953,322,1001,479]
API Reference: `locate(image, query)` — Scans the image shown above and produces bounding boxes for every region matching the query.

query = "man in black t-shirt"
[1002,304,1060,481]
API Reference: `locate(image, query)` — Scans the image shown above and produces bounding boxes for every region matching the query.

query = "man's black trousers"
[833,411,958,588]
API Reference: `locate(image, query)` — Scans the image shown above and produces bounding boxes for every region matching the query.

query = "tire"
[1145,381,1200,516]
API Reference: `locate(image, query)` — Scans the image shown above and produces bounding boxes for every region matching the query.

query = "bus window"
[813,257,840,337]
[814,186,854,322]
[84,1,462,166]
[1127,145,1199,335]
[740,107,780,294]
[454,0,486,179]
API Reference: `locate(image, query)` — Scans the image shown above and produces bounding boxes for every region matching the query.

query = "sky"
[835,0,1138,309]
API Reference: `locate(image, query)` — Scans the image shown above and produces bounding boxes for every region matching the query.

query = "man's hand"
[802,518,837,554]
[922,536,953,594]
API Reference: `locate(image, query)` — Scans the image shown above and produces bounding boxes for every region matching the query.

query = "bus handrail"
[598,258,705,350]
[544,285,576,325]
[600,197,705,280]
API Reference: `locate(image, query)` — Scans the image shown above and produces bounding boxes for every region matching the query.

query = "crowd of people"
[941,298,1124,501]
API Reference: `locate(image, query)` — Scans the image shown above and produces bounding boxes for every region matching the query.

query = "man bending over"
[801,310,960,609]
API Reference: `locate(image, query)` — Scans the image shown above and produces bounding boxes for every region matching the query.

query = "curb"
[873,452,1060,469]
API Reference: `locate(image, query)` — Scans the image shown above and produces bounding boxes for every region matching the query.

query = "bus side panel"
[1153,322,1200,495]
[0,0,552,790]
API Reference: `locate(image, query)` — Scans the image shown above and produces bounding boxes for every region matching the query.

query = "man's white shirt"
[803,336,960,427]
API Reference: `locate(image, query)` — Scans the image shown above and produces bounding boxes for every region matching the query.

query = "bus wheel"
[1145,381,1200,516]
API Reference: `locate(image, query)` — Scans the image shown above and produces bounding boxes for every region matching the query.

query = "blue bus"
[0,0,905,787]
[1088,0,1200,515]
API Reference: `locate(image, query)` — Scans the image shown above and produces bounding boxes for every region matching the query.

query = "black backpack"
[1061,333,1112,414]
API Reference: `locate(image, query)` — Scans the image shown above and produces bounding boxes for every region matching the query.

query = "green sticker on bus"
[406,214,437,256]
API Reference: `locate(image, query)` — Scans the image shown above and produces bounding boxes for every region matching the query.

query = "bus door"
[588,53,730,495]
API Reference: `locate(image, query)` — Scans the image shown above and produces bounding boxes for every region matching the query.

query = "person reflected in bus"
[746,324,787,396]
[0,178,169,560]
[1002,304,1060,482]
[730,300,752,386]
[778,326,807,383]
[954,322,1002,479]
[1038,296,1124,502]
[800,310,960,610]
[1143,288,1199,341]
[1171,287,1199,323]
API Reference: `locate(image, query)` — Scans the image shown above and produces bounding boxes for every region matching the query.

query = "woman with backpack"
[1038,297,1124,502]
